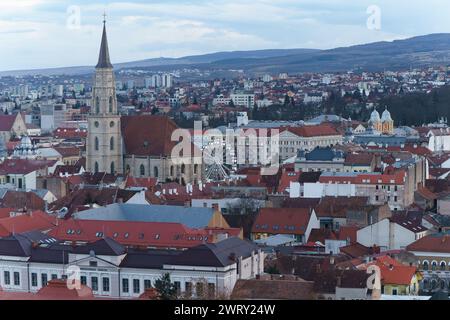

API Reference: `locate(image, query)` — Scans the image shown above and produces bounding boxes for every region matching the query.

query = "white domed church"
[368,107,394,135]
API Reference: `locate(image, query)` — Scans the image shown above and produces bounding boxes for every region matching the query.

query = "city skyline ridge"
[0,0,449,71]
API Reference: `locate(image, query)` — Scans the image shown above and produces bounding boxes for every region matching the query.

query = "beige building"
[278,125,343,161]
[368,107,394,135]
[0,113,27,142]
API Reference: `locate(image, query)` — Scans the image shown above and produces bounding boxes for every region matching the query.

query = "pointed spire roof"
[96,20,113,69]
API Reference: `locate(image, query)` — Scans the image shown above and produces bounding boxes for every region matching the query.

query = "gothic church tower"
[86,19,123,174]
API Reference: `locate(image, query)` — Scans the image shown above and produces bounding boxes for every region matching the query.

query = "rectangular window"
[122,278,129,293]
[174,281,181,295]
[196,283,204,297]
[144,280,152,290]
[185,282,192,296]
[4,271,10,285]
[31,273,38,287]
[51,274,58,280]
[91,277,98,291]
[80,276,87,286]
[13,272,20,286]
[208,283,215,298]
[41,274,48,287]
[133,279,140,294]
[102,277,110,292]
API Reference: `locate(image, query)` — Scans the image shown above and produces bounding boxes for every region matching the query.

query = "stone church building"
[86,21,203,184]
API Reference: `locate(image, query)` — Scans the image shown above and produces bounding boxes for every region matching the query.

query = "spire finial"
[103,11,107,25]
[96,14,113,69]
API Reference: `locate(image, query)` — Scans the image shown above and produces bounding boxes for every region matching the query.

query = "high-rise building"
[162,73,173,88]
[86,20,123,174]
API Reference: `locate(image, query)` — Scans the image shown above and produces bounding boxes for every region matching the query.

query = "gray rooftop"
[73,203,215,229]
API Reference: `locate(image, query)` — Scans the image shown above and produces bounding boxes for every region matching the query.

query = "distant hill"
[210,33,450,74]
[0,48,319,76]
[2,34,450,76]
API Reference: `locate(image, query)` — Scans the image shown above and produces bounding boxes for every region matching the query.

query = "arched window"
[194,164,198,174]
[110,162,115,174]
[154,166,159,178]
[95,137,99,151]
[170,166,174,176]
[95,97,100,114]
[440,261,446,271]
[181,164,186,174]
[110,137,114,151]
[423,261,429,271]
[140,164,145,176]
[109,96,113,113]
[432,261,438,271]
[94,161,99,173]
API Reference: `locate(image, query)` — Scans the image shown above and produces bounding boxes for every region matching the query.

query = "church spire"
[96,17,113,69]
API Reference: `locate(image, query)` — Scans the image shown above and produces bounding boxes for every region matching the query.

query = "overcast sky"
[0,0,448,71]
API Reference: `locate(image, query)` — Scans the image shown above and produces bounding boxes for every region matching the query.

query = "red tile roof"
[0,159,57,175]
[0,114,18,131]
[0,191,46,211]
[0,211,57,237]
[125,176,158,190]
[49,219,239,249]
[282,124,340,138]
[121,115,179,157]
[54,128,87,139]
[252,208,312,236]
[361,256,417,286]
[319,171,406,185]
[407,233,450,253]
[277,171,301,193]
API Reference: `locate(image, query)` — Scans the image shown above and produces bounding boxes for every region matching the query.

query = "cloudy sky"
[0,0,448,71]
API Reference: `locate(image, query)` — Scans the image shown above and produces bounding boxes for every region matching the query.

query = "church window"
[110,137,114,151]
[109,97,113,113]
[154,167,159,178]
[94,121,99,128]
[94,162,99,173]
[95,97,100,114]
[194,164,198,174]
[110,162,115,175]
[140,164,145,176]
[95,137,99,151]
[170,166,174,176]
[110,121,114,128]
[181,164,186,174]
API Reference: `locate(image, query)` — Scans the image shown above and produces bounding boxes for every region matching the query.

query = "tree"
[151,107,159,115]
[154,273,177,300]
